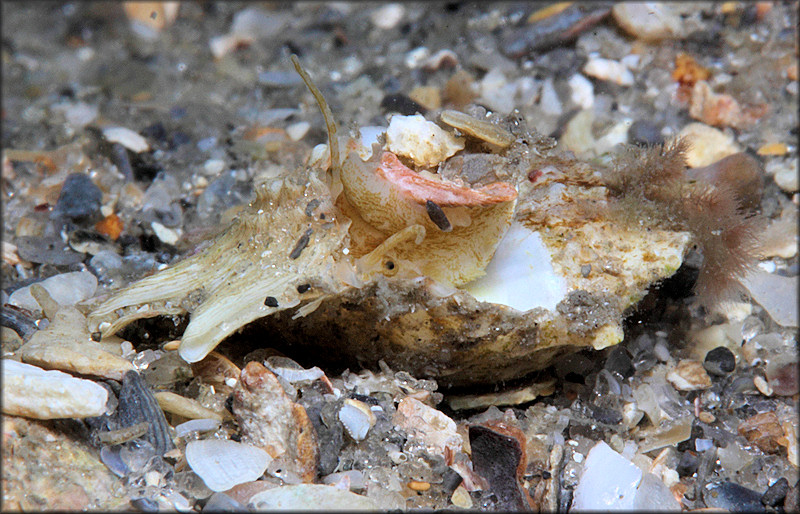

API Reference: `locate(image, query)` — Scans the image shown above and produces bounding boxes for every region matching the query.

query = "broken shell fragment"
[339,399,377,441]
[440,109,516,148]
[385,114,464,168]
[185,439,271,492]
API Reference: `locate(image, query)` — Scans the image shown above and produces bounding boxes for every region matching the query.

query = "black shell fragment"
[115,370,175,455]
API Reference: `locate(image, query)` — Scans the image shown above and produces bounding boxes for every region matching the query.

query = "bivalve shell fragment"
[185,439,271,492]
[339,399,377,441]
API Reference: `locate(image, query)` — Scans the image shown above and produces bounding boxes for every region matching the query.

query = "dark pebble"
[110,142,134,181]
[51,173,103,223]
[469,425,527,511]
[604,346,634,378]
[125,153,161,183]
[501,4,610,57]
[168,130,192,148]
[676,450,699,477]
[704,481,765,512]
[141,122,168,143]
[169,107,187,120]
[761,477,789,507]
[442,467,463,495]
[785,482,799,512]
[678,419,705,452]
[380,93,426,115]
[704,346,736,376]
[305,404,344,476]
[68,228,115,256]
[629,119,664,146]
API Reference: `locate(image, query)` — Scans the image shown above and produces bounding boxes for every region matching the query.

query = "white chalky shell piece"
[338,399,377,441]
[102,126,150,153]
[2,359,108,419]
[185,439,271,492]
[249,484,378,511]
[385,114,464,168]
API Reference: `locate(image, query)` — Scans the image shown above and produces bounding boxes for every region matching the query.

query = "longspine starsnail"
[87,55,706,388]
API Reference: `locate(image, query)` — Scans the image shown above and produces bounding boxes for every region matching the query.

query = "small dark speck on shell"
[305,199,321,217]
[425,200,452,232]
[289,228,313,259]
[296,284,311,294]
[264,296,279,307]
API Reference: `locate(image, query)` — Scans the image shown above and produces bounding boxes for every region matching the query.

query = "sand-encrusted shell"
[87,105,689,387]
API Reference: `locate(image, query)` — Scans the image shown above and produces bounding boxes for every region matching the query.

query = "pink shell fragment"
[376,152,517,207]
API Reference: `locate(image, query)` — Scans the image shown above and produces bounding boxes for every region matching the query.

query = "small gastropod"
[88,56,692,387]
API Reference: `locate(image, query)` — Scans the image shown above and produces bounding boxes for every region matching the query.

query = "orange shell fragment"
[376,151,517,207]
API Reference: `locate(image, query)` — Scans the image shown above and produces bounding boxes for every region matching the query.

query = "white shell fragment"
[2,359,108,419]
[568,73,595,110]
[369,4,405,30]
[151,221,181,245]
[385,114,464,168]
[174,418,222,438]
[249,484,378,511]
[571,441,681,511]
[338,399,377,441]
[392,397,462,458]
[741,270,798,328]
[9,270,98,313]
[355,126,386,160]
[102,126,150,153]
[270,365,325,383]
[583,55,635,86]
[463,223,568,312]
[571,440,642,510]
[185,439,271,492]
